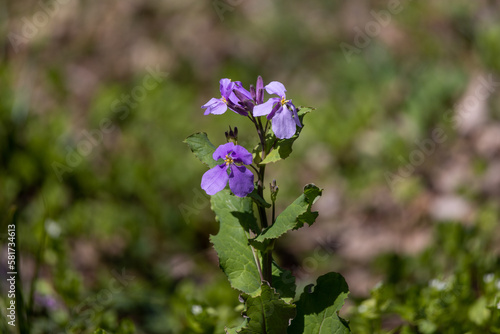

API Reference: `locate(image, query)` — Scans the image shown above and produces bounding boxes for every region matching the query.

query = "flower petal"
[213,142,235,160]
[272,104,297,139]
[227,101,249,116]
[231,145,253,165]
[201,97,219,109]
[201,164,229,195]
[207,100,228,115]
[201,98,220,115]
[219,78,233,97]
[265,81,287,97]
[288,102,302,127]
[266,102,282,120]
[233,82,253,100]
[253,98,279,117]
[231,90,251,106]
[229,165,254,197]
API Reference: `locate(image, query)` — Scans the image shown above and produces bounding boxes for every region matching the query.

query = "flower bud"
[225,126,238,144]
[270,179,279,202]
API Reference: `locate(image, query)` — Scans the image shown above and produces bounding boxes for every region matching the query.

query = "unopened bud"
[270,179,279,202]
[226,126,238,144]
[250,84,256,101]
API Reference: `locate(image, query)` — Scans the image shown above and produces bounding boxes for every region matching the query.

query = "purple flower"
[201,142,254,197]
[253,81,302,139]
[201,79,248,116]
[232,76,265,109]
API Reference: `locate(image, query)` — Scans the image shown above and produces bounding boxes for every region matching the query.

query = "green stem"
[272,199,276,225]
[253,116,273,284]
[256,170,272,284]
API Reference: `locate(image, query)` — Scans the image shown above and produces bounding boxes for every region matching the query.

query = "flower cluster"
[202,77,302,140]
[200,76,302,198]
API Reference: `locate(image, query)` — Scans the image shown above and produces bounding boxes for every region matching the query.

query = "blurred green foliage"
[350,216,500,333]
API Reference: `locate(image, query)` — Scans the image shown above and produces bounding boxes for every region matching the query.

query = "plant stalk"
[254,117,273,285]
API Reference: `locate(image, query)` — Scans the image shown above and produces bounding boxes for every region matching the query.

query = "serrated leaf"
[226,320,248,334]
[238,283,296,334]
[184,132,219,168]
[260,106,314,165]
[251,184,322,245]
[288,272,351,334]
[210,190,262,296]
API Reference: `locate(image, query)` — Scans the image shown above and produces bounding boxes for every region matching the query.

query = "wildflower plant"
[185,76,351,333]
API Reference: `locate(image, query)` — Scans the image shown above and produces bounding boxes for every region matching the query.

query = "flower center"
[280,97,289,106]
[221,97,228,104]
[224,154,233,165]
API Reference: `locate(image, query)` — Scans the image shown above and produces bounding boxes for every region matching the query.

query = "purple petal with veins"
[272,104,297,139]
[267,102,282,120]
[265,81,287,97]
[288,102,302,127]
[229,165,254,197]
[231,145,253,165]
[253,98,279,117]
[213,142,235,160]
[201,164,229,195]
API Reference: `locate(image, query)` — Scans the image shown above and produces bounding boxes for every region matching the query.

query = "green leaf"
[296,106,315,117]
[260,106,314,165]
[253,132,274,164]
[272,262,296,304]
[184,132,219,167]
[93,330,108,334]
[225,320,248,334]
[468,296,491,326]
[238,283,296,334]
[249,188,272,208]
[251,184,322,245]
[288,272,351,334]
[210,190,262,296]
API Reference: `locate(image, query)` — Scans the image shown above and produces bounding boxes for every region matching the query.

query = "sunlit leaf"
[288,272,350,334]
[260,107,314,165]
[210,190,261,296]
[184,132,219,167]
[238,283,296,334]
[251,184,322,246]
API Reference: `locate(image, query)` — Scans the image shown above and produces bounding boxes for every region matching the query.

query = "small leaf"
[184,132,219,168]
[238,283,296,334]
[251,184,322,245]
[288,272,351,334]
[210,190,262,296]
[249,188,272,208]
[296,106,315,117]
[260,106,314,165]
